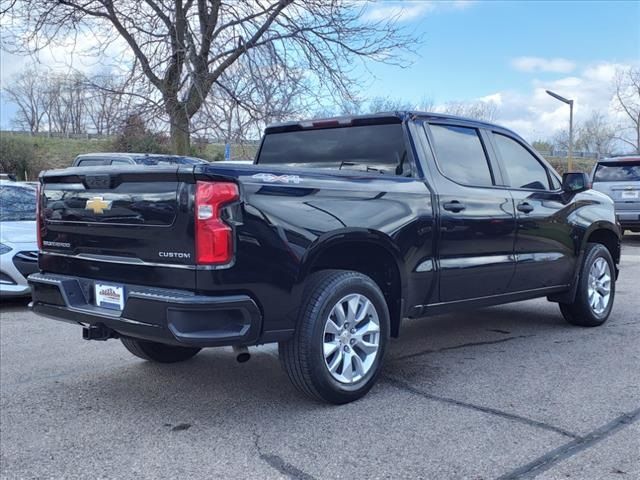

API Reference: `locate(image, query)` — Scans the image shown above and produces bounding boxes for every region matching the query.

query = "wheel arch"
[298,229,407,337]
[582,222,621,267]
[550,221,621,304]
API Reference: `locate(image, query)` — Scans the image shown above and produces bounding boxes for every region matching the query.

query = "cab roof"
[265,111,521,139]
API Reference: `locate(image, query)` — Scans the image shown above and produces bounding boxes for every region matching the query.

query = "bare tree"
[613,67,640,153]
[552,111,615,156]
[3,68,48,133]
[416,96,435,112]
[64,73,89,134]
[440,100,498,122]
[3,1,416,154]
[39,74,88,134]
[578,110,615,156]
[368,96,414,113]
[86,73,132,135]
[552,128,571,152]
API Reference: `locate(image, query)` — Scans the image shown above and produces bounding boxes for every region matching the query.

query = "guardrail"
[536,149,601,159]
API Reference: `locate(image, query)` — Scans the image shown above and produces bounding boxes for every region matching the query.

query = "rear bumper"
[615,210,640,229]
[28,272,262,347]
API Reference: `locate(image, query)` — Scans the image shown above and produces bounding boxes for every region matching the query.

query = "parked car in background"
[0,182,38,297]
[72,153,209,167]
[591,155,640,233]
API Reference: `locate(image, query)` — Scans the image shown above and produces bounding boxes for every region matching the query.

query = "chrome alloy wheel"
[588,257,611,315]
[322,293,381,384]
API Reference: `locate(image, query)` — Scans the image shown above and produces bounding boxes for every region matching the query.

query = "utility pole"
[546,90,574,171]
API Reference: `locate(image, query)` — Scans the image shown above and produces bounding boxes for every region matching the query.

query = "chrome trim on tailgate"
[41,251,196,270]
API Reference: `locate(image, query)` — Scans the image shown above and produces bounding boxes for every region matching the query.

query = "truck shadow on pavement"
[0,297,31,313]
[57,299,575,412]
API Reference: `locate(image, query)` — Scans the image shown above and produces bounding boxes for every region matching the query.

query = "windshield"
[0,185,37,221]
[257,124,408,175]
[594,162,640,182]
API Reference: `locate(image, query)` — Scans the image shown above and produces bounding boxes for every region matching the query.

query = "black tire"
[279,270,390,404]
[559,242,615,327]
[120,337,201,363]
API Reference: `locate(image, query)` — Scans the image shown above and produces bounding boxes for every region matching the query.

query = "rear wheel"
[121,337,201,363]
[279,270,390,404]
[559,243,615,327]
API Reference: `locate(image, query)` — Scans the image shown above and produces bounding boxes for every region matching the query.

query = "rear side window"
[493,133,550,190]
[111,159,133,165]
[429,124,493,186]
[594,162,640,182]
[257,124,408,175]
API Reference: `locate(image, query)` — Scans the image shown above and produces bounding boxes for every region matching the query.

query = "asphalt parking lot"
[1,236,639,480]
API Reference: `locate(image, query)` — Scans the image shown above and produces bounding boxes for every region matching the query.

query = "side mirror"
[562,172,590,193]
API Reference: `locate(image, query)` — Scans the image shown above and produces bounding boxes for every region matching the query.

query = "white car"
[0,182,39,297]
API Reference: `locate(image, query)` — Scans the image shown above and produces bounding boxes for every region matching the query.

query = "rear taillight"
[36,184,43,250]
[195,181,239,265]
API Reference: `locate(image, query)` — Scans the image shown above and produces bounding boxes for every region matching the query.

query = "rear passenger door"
[489,131,574,291]
[423,122,517,303]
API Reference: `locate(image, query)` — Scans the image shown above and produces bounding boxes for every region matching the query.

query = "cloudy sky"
[359,0,639,141]
[1,0,639,143]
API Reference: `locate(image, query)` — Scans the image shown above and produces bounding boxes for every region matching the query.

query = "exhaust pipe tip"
[236,352,251,363]
[233,346,251,363]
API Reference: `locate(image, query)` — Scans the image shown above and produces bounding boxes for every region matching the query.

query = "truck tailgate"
[38,166,197,290]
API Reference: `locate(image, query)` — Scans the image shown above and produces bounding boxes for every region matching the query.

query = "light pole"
[546,90,574,171]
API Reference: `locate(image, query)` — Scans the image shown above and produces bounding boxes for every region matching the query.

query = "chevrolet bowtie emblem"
[85,196,112,214]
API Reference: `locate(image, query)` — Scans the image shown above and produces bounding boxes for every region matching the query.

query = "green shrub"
[0,134,44,180]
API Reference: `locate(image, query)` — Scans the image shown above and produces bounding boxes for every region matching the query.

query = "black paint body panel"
[34,113,621,345]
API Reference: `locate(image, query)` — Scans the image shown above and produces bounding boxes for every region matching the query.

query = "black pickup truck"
[29,112,621,404]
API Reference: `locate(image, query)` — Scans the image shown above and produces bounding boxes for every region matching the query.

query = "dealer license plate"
[621,190,638,199]
[95,283,125,311]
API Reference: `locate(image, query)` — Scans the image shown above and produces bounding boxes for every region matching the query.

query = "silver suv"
[591,156,640,233]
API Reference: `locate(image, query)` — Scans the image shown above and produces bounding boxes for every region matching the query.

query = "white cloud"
[363,1,474,23]
[363,2,436,22]
[478,92,503,106]
[489,61,636,143]
[511,56,576,74]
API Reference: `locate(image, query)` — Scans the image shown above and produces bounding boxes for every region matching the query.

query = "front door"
[490,132,575,291]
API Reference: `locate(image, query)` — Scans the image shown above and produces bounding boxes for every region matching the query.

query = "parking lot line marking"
[496,406,640,480]
[390,335,534,363]
[383,375,579,439]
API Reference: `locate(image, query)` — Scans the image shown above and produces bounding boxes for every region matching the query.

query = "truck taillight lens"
[195,181,239,265]
[36,184,43,250]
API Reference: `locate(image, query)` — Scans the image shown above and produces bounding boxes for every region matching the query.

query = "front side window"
[493,133,550,190]
[428,124,493,186]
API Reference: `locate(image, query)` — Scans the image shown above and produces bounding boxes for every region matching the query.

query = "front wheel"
[560,243,615,327]
[121,337,201,363]
[279,270,390,404]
